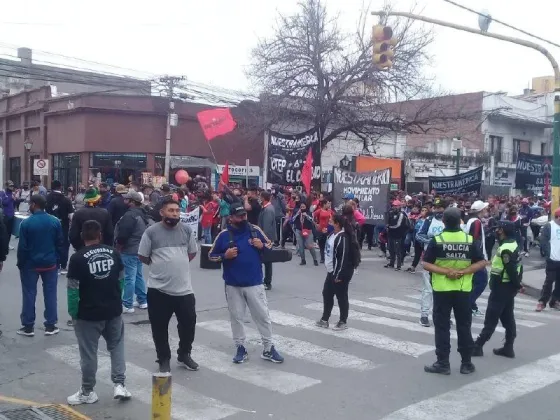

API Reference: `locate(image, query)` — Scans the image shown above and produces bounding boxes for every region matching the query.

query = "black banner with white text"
[266,127,321,186]
[515,152,551,194]
[332,167,391,223]
[428,166,483,195]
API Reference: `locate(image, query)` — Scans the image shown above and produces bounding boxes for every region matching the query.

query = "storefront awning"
[170,156,216,169]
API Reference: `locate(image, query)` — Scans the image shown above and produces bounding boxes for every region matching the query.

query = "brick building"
[0,87,263,188]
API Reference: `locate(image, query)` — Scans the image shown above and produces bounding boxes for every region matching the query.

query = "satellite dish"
[478,10,492,32]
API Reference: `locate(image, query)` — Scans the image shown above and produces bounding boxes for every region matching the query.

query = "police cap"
[442,207,462,228]
[497,220,516,237]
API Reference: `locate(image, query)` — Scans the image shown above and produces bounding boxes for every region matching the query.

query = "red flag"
[219,161,230,191]
[197,108,236,141]
[301,147,313,195]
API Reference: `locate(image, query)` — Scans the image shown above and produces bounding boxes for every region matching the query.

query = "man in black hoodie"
[69,188,113,251]
[385,200,409,271]
[107,184,129,227]
[46,180,74,274]
[0,215,8,337]
[115,191,151,313]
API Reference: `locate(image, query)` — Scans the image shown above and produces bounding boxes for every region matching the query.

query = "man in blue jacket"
[209,202,284,364]
[0,180,16,250]
[17,194,64,337]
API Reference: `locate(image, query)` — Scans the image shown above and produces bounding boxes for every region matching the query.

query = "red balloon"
[175,169,189,185]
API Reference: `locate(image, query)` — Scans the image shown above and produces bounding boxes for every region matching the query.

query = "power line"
[441,0,560,49]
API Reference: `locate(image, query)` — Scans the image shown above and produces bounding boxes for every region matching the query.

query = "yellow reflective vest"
[490,240,520,283]
[431,231,475,292]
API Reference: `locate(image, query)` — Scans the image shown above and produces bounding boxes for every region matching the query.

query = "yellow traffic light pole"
[372,11,560,207]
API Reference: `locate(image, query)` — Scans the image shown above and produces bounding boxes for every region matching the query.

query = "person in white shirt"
[536,207,560,311]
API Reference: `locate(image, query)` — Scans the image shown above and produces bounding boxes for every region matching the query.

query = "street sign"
[33,159,49,176]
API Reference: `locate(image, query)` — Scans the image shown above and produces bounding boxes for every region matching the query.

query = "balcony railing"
[404,150,491,165]
[494,151,517,164]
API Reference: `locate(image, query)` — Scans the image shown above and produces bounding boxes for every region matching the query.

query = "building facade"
[0,87,263,188]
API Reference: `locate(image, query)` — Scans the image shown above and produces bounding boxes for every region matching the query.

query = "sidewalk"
[522,268,544,299]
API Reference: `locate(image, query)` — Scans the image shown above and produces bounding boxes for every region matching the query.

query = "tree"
[247,0,485,150]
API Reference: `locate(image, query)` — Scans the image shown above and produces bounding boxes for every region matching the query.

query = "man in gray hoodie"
[270,185,286,246]
[259,191,277,290]
[115,190,151,313]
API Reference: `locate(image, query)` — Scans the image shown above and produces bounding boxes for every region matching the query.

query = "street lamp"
[23,137,33,151]
[341,155,350,168]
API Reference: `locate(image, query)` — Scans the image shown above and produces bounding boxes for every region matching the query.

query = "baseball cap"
[115,184,127,194]
[229,202,247,216]
[469,200,489,213]
[123,190,143,203]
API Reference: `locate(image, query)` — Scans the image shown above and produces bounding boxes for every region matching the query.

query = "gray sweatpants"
[74,316,126,393]
[225,284,273,351]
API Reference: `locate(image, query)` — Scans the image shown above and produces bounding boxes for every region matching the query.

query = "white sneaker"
[122,306,135,314]
[59,269,68,275]
[67,389,99,405]
[133,301,139,308]
[138,303,148,309]
[113,383,132,400]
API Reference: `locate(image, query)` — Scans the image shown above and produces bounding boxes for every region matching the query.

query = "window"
[514,139,530,154]
[52,154,81,190]
[90,153,147,170]
[8,157,21,187]
[489,135,503,162]
[541,142,548,156]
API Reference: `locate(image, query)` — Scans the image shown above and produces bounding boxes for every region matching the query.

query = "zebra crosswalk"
[45,290,560,420]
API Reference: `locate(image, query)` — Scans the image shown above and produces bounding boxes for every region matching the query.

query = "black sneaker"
[419,316,430,327]
[45,325,60,336]
[493,346,515,359]
[299,260,306,266]
[264,284,272,291]
[383,264,394,269]
[472,345,483,357]
[395,267,401,271]
[460,362,476,374]
[178,353,199,371]
[424,361,451,375]
[17,326,34,337]
[313,260,319,266]
[158,359,171,373]
[320,259,325,263]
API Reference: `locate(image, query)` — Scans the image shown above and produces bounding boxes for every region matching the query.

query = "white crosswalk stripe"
[197,320,378,371]
[127,328,321,394]
[304,303,458,339]
[46,345,247,420]
[269,310,434,357]
[380,352,560,420]
[399,295,552,324]
[348,298,505,332]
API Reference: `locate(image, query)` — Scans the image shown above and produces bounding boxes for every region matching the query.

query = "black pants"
[433,291,473,363]
[388,237,403,268]
[359,224,374,249]
[147,288,196,362]
[275,218,283,245]
[281,223,295,247]
[321,273,351,323]
[520,226,529,252]
[3,215,13,249]
[317,232,328,262]
[411,240,423,268]
[485,236,496,259]
[263,262,273,287]
[530,225,541,244]
[477,284,516,345]
[540,260,560,306]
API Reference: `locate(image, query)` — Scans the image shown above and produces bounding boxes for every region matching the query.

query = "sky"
[1,0,559,99]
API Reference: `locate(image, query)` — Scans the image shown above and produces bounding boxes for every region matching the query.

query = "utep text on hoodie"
[209,223,272,287]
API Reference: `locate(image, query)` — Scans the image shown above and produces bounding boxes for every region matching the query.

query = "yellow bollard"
[152,372,172,419]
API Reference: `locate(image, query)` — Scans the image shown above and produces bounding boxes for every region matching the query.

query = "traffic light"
[372,25,396,69]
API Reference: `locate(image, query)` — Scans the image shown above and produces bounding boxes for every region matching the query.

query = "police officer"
[472,221,522,359]
[423,207,487,375]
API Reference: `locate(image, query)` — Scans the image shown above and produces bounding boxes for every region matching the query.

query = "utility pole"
[159,76,185,181]
[371,10,560,207]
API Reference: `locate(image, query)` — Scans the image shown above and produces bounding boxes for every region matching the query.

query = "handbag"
[302,228,312,238]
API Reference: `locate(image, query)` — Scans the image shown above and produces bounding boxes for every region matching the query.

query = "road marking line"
[269,310,434,357]
[356,297,503,332]
[197,319,377,371]
[0,395,48,407]
[128,328,320,394]
[304,303,457,339]
[379,352,560,420]
[399,296,545,327]
[46,345,246,420]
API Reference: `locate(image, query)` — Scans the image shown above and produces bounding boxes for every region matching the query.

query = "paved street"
[1,241,559,420]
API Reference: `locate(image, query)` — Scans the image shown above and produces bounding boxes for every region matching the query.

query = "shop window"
[90,152,147,185]
[52,153,81,190]
[8,157,21,187]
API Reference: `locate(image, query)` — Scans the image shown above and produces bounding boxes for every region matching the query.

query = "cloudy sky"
[1,0,558,99]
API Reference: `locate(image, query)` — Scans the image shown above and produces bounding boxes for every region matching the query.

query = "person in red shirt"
[200,195,219,244]
[314,199,334,262]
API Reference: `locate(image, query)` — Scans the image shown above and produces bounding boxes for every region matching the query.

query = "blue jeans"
[470,268,488,311]
[121,254,147,309]
[20,268,58,328]
[202,226,212,244]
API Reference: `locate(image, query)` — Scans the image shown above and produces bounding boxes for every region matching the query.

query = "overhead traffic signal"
[372,25,396,69]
